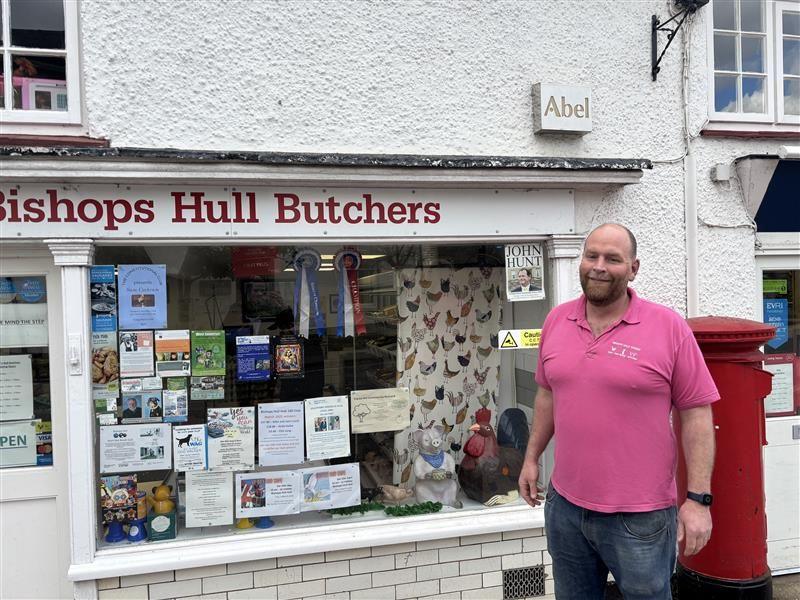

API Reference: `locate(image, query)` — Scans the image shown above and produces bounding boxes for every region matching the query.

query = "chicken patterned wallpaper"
[392,267,503,486]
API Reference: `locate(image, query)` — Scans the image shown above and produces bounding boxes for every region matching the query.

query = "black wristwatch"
[687,491,713,506]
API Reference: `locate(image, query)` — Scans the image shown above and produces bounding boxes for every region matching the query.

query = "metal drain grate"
[503,564,546,599]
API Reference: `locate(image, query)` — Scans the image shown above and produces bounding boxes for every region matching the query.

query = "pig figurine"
[412,425,462,508]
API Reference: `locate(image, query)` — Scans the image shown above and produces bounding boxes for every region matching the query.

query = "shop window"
[0,0,81,124]
[89,243,548,546]
[0,276,53,469]
[762,270,799,417]
[709,0,800,124]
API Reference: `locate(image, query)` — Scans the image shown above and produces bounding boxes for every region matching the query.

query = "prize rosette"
[292,248,326,338]
[334,248,366,337]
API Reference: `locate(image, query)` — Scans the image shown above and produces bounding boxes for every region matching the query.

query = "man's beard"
[580,271,628,307]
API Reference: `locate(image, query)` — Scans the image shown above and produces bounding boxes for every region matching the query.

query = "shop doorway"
[0,250,71,599]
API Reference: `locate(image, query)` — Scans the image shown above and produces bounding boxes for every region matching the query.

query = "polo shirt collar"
[567,287,642,325]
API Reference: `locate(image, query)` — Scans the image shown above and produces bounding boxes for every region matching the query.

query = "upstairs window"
[0,0,81,124]
[709,0,799,124]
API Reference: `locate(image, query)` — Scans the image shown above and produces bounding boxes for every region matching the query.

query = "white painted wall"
[77,0,791,318]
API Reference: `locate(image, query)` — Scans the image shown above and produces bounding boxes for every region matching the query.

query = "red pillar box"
[675,317,775,600]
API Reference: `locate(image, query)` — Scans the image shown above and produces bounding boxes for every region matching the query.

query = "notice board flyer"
[304,395,350,461]
[235,335,271,381]
[119,331,155,378]
[163,377,189,423]
[118,264,167,330]
[155,330,191,377]
[300,463,360,512]
[172,424,208,471]
[505,243,545,302]
[185,471,233,528]
[207,407,255,471]
[350,387,409,434]
[0,354,34,421]
[191,330,226,376]
[235,471,302,518]
[258,401,304,467]
[91,332,120,400]
[90,265,118,332]
[99,423,172,473]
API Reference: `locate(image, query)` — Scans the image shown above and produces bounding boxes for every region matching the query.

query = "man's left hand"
[677,500,712,556]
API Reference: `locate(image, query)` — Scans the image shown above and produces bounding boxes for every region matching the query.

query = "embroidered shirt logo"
[608,341,640,361]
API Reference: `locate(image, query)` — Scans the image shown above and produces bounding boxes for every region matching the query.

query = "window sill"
[67,501,545,581]
[0,133,110,148]
[701,122,800,139]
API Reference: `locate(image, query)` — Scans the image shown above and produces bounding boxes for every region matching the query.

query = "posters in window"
[172,424,208,471]
[185,470,234,527]
[163,378,189,423]
[117,265,167,330]
[99,423,172,473]
[191,330,226,376]
[350,387,410,434]
[119,331,154,377]
[155,330,192,377]
[304,395,350,461]
[274,337,304,379]
[235,471,302,518]
[0,419,37,467]
[0,354,34,421]
[258,401,304,467]
[236,335,271,381]
[505,243,545,302]
[99,475,138,524]
[92,332,120,401]
[764,354,795,416]
[0,302,48,348]
[90,266,117,332]
[120,376,162,393]
[190,376,225,401]
[207,407,255,471]
[120,391,163,423]
[300,463,360,512]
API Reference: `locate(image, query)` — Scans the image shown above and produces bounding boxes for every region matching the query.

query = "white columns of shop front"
[540,235,584,481]
[47,239,98,600]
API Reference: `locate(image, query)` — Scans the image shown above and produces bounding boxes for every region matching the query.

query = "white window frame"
[707,0,776,124]
[0,0,82,125]
[775,1,800,124]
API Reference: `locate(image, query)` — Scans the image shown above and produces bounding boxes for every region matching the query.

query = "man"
[518,223,717,600]
[122,397,141,419]
[510,268,540,293]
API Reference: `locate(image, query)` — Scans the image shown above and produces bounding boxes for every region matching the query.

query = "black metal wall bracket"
[651,0,709,81]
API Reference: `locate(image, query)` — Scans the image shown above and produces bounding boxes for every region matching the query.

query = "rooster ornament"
[458,408,524,504]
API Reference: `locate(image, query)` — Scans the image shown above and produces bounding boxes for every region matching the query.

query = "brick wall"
[95,529,553,600]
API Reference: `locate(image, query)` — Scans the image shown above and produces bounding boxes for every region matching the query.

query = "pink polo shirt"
[535,288,718,513]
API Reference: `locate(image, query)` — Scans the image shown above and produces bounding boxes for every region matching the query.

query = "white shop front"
[0,151,646,597]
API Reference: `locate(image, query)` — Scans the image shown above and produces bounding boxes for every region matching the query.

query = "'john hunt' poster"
[505,243,545,302]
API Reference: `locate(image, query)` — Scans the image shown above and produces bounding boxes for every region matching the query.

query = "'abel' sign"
[532,83,592,135]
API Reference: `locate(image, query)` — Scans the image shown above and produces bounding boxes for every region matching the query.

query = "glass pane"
[713,0,736,30]
[715,74,739,112]
[742,76,765,112]
[10,0,65,49]
[10,55,67,111]
[740,0,763,33]
[741,35,765,73]
[714,33,738,71]
[92,243,551,545]
[761,271,799,418]
[784,39,800,76]
[785,78,800,115]
[0,275,52,469]
[784,11,800,36]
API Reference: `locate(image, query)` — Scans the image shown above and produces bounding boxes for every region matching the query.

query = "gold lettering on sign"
[543,95,591,119]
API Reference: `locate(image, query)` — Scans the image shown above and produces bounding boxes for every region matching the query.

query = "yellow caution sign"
[501,332,518,348]
[497,329,542,349]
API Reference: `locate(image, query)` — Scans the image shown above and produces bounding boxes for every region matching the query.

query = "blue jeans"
[544,483,677,600]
